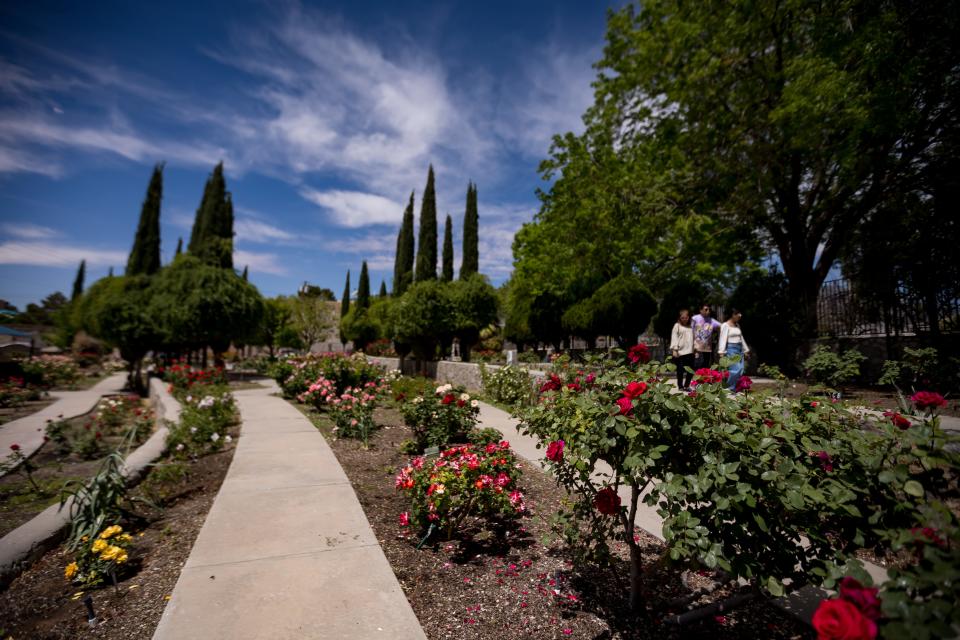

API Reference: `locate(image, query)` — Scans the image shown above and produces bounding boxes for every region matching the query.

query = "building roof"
[0,325,32,337]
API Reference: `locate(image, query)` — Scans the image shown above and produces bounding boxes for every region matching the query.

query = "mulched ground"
[0,397,57,426]
[0,427,238,639]
[305,402,814,640]
[752,381,960,418]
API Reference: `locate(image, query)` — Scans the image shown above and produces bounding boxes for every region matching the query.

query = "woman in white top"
[718,308,750,392]
[669,309,695,390]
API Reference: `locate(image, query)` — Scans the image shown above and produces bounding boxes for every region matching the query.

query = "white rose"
[460,393,470,401]
[225,435,232,443]
[211,433,220,442]
[471,400,479,408]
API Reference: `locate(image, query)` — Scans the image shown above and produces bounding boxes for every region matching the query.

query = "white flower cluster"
[435,383,454,395]
[198,395,216,409]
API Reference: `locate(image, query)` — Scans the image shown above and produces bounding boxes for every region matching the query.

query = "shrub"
[804,345,866,388]
[520,352,959,612]
[0,377,41,408]
[160,362,227,393]
[395,442,525,539]
[466,427,504,447]
[479,364,534,407]
[399,383,480,450]
[273,353,384,399]
[167,386,236,456]
[65,523,134,587]
[60,452,136,550]
[18,355,81,388]
[389,375,435,403]
[325,382,383,448]
[517,350,541,364]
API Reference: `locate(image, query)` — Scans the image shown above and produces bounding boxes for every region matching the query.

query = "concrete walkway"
[474,400,891,623]
[153,382,426,640]
[0,372,128,473]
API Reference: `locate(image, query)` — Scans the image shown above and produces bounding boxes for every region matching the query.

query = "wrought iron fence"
[817,278,960,337]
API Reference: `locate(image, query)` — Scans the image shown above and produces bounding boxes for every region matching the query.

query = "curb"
[0,377,180,590]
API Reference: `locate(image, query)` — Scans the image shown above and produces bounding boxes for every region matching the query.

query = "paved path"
[153,381,426,640]
[0,373,128,474]
[475,400,891,623]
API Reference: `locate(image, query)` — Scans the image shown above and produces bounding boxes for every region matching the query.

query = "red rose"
[838,578,881,621]
[735,376,753,392]
[545,440,565,462]
[911,391,947,411]
[566,383,581,392]
[593,487,621,515]
[540,374,563,393]
[812,598,877,640]
[9,443,20,451]
[810,450,834,472]
[623,381,648,399]
[457,399,466,407]
[627,344,651,364]
[616,396,633,416]
[693,368,723,385]
[441,393,456,405]
[882,411,911,430]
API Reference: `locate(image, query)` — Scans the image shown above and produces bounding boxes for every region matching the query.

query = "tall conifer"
[415,165,438,281]
[357,261,371,310]
[379,280,387,298]
[341,270,351,318]
[442,214,454,281]
[242,265,248,281]
[71,260,86,301]
[175,237,183,257]
[127,164,163,276]
[460,182,479,279]
[393,192,415,295]
[189,162,233,269]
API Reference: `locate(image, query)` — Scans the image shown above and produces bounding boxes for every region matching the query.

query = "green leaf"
[903,480,924,497]
[766,576,784,597]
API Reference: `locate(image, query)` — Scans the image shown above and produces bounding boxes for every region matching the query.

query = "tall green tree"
[174,237,182,257]
[379,280,387,298]
[71,260,86,301]
[188,162,233,269]
[460,182,479,279]
[356,261,371,311]
[414,166,437,282]
[590,1,960,340]
[441,214,454,281]
[341,270,351,318]
[393,192,415,295]
[127,163,163,276]
[241,265,248,281]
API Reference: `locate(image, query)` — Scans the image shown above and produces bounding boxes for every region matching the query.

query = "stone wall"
[365,356,545,392]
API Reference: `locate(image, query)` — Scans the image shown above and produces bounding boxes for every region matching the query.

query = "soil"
[304,403,814,640]
[752,381,960,418]
[0,397,57,426]
[0,396,154,538]
[0,426,238,639]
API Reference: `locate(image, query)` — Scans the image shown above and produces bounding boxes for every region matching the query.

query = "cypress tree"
[189,162,233,269]
[460,182,479,279]
[393,192,415,296]
[357,261,371,310]
[127,163,163,276]
[442,214,454,281]
[414,165,437,282]
[242,265,248,281]
[341,270,351,318]
[379,280,387,298]
[71,260,86,301]
[108,266,114,277]
[175,237,183,257]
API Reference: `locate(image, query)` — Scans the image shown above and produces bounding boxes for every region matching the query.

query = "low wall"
[365,356,546,392]
[0,377,180,589]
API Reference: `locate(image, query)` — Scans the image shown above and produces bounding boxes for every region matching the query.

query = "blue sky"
[0,0,615,309]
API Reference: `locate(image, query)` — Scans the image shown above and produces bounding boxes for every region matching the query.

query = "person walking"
[691,304,721,370]
[669,309,695,390]
[718,308,750,392]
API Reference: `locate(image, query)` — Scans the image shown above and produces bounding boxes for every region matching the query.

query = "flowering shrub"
[627,343,651,365]
[65,523,134,587]
[479,364,535,407]
[0,376,42,408]
[326,382,382,446]
[160,362,227,392]
[167,386,236,456]
[18,355,81,388]
[521,350,959,614]
[272,353,384,399]
[400,383,480,450]
[395,441,524,539]
[911,391,947,412]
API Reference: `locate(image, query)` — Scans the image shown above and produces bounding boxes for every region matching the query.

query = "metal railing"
[817,278,960,337]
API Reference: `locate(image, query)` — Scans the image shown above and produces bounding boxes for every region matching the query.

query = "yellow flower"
[80,535,89,542]
[118,533,133,543]
[99,545,122,561]
[91,539,107,553]
[64,562,78,579]
[99,525,123,539]
[115,551,129,564]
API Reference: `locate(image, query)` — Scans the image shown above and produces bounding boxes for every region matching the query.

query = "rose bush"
[520,350,959,616]
[400,383,480,450]
[271,353,384,399]
[65,523,134,588]
[395,441,524,540]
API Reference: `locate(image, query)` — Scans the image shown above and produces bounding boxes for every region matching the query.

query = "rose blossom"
[838,578,881,621]
[593,487,621,515]
[623,381,648,399]
[882,411,911,430]
[911,391,947,411]
[616,396,633,416]
[811,598,877,640]
[545,440,565,462]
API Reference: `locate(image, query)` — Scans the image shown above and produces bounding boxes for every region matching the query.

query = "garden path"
[474,400,892,625]
[0,372,128,476]
[152,380,427,640]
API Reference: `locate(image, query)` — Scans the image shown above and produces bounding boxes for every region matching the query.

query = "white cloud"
[300,188,404,228]
[233,249,287,276]
[0,147,62,177]
[0,222,60,240]
[0,241,126,267]
[234,218,296,243]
